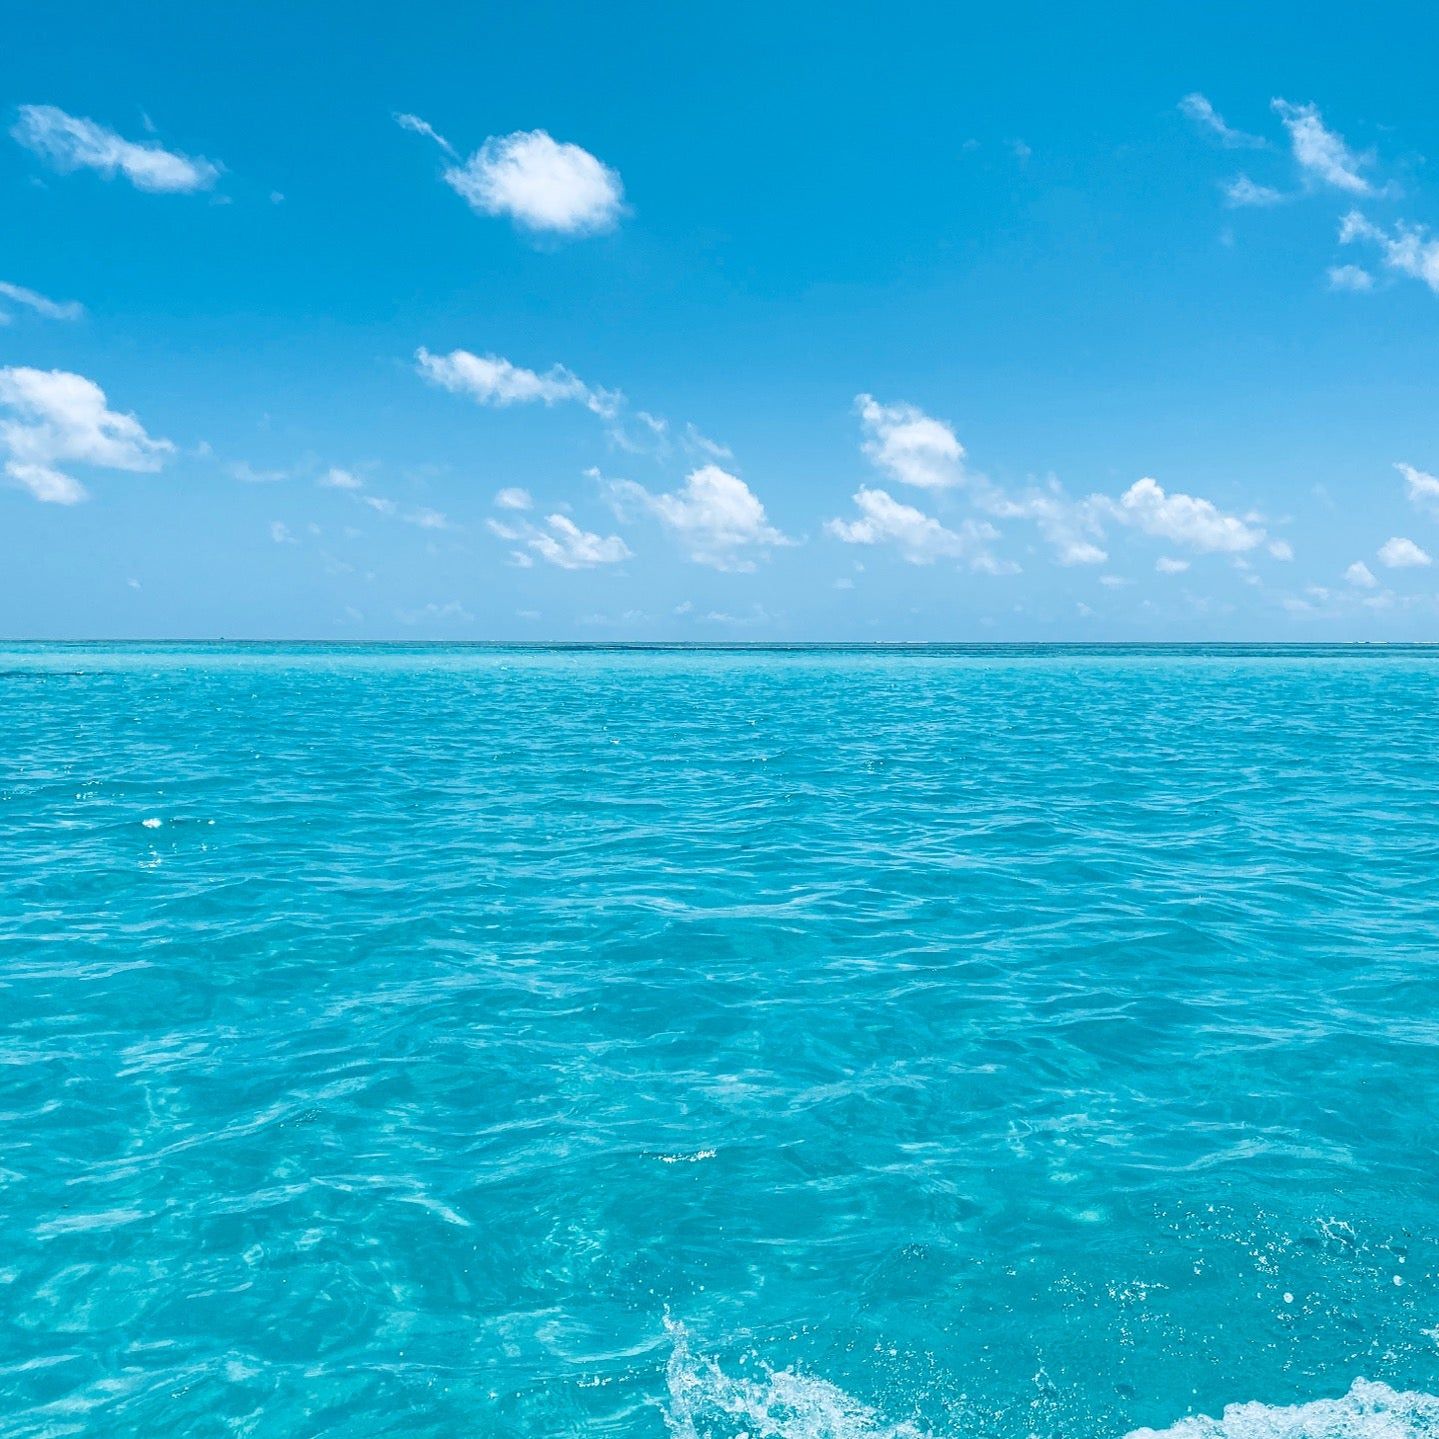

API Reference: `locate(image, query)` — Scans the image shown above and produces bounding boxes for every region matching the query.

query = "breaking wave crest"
[663,1325,1439,1439]
[663,1322,928,1438]
[1125,1381,1439,1439]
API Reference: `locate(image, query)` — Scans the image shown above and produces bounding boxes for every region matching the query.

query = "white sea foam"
[663,1322,928,1438]
[662,1327,1438,1439]
[1123,1381,1439,1439]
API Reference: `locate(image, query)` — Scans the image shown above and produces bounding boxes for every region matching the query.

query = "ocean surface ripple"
[2,643,1437,1437]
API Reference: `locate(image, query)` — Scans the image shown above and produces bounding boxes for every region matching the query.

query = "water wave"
[663,1325,1439,1439]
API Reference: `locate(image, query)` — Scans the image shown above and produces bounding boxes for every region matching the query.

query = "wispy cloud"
[1223,175,1285,208]
[416,347,620,418]
[10,104,219,193]
[396,600,473,625]
[1340,212,1439,293]
[1397,461,1439,513]
[1272,99,1372,194]
[393,111,456,158]
[1179,94,1267,150]
[1327,263,1374,292]
[0,280,84,322]
[979,479,1107,565]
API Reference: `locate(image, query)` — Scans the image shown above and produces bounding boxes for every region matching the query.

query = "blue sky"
[5,2,1439,639]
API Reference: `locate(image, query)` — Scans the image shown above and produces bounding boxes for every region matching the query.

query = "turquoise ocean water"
[3,643,1438,1437]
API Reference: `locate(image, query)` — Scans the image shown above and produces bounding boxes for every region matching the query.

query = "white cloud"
[394,111,456,158]
[1345,560,1378,588]
[359,491,449,530]
[0,366,173,504]
[527,513,631,570]
[683,423,732,461]
[5,462,86,505]
[319,466,363,490]
[1224,175,1285,207]
[397,600,473,625]
[269,520,296,544]
[1155,556,1190,574]
[1272,99,1371,194]
[494,486,533,510]
[416,347,619,417]
[856,393,965,490]
[1179,94,1266,149]
[981,480,1107,565]
[442,129,623,234]
[0,280,83,321]
[607,464,790,571]
[1378,535,1431,568]
[1268,539,1294,560]
[229,461,287,484]
[1339,212,1439,292]
[1397,461,1439,513]
[1327,264,1374,292]
[1110,476,1264,553]
[10,104,219,193]
[826,486,1000,567]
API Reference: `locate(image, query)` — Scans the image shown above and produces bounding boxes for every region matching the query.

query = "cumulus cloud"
[1341,212,1439,292]
[1272,99,1371,194]
[416,347,619,417]
[10,104,219,193]
[1155,556,1190,574]
[606,464,790,571]
[1109,476,1264,553]
[0,280,83,322]
[826,486,1001,567]
[1397,461,1439,513]
[856,393,966,489]
[442,129,623,234]
[494,486,533,510]
[1179,94,1266,149]
[491,512,630,570]
[1345,560,1378,588]
[1378,535,1431,568]
[0,365,174,504]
